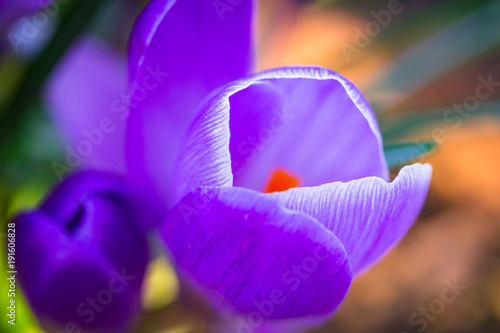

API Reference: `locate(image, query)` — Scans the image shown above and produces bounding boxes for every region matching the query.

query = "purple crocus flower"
[157,68,432,331]
[14,172,149,332]
[26,0,432,331]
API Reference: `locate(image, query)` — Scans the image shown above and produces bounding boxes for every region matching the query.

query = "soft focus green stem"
[366,0,500,111]
[384,141,436,168]
[379,100,500,141]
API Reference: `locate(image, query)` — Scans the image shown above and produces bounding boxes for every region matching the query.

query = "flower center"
[264,169,300,193]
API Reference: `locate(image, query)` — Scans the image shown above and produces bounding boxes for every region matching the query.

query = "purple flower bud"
[13,171,149,332]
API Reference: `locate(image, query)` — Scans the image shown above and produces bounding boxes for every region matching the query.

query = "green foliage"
[384,141,436,168]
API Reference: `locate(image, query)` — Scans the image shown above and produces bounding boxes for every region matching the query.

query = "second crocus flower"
[15,172,149,332]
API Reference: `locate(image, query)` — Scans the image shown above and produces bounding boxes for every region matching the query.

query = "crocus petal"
[40,169,129,219]
[172,67,388,205]
[126,0,254,211]
[161,186,352,324]
[44,36,127,175]
[268,163,433,275]
[15,171,149,332]
[17,212,137,332]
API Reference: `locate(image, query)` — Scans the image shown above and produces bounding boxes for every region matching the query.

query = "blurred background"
[1,0,500,332]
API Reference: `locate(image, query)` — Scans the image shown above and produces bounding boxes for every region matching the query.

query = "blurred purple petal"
[15,171,149,332]
[41,169,129,219]
[44,36,127,175]
[161,186,352,325]
[268,163,433,275]
[126,0,254,211]
[172,67,388,205]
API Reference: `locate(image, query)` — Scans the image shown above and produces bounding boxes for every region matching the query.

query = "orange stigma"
[264,169,300,193]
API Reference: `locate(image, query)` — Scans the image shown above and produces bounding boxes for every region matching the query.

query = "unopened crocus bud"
[13,171,149,333]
